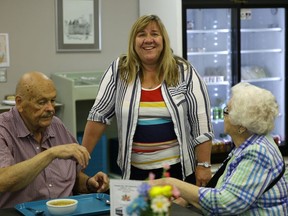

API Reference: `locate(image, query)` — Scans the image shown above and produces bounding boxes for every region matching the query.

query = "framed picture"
[0,33,10,67]
[55,0,101,52]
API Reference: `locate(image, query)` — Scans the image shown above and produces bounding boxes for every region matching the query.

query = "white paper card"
[110,179,143,216]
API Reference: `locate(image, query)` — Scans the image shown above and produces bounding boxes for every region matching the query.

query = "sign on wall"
[0,33,10,68]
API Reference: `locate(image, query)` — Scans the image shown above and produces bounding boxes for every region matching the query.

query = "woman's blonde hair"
[119,14,188,87]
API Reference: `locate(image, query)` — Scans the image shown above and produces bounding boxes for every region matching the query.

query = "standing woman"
[82,15,214,187]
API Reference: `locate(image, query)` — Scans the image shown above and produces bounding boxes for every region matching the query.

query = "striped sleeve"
[184,63,214,145]
[88,59,119,124]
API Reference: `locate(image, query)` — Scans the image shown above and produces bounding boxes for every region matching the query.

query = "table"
[0,203,203,216]
[0,103,63,115]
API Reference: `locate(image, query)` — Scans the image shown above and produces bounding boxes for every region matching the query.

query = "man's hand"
[48,144,91,168]
[87,172,110,193]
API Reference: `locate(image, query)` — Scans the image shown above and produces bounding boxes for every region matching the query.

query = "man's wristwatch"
[197,162,211,168]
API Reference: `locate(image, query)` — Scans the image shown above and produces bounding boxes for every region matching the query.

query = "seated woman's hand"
[173,197,189,207]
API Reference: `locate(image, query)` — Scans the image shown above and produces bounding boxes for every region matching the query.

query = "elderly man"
[0,71,109,208]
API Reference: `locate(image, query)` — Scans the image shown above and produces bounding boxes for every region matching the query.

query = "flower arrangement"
[126,164,180,216]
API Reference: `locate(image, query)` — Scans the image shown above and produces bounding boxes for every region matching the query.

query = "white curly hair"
[229,82,279,135]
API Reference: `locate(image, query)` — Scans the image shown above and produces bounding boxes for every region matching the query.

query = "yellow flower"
[149,185,172,198]
[149,186,162,198]
[161,185,173,197]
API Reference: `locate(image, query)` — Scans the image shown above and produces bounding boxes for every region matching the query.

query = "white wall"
[139,0,182,57]
[0,0,139,100]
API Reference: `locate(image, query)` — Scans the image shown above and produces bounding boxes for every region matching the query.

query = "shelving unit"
[51,71,104,137]
[51,71,118,175]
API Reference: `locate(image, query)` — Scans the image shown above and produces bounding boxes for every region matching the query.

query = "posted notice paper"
[110,179,144,216]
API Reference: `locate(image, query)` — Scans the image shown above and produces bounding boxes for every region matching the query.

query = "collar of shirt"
[232,134,264,157]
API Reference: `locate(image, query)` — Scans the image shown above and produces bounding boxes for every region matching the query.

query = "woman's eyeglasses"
[223,106,229,115]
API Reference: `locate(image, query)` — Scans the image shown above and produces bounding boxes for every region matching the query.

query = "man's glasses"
[223,106,229,115]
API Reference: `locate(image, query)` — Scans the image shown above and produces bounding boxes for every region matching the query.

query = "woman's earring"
[238,126,246,134]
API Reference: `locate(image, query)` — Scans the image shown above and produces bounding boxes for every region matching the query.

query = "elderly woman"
[151,82,288,215]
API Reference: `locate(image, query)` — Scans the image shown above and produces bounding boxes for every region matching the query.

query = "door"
[240,8,285,146]
[184,8,233,154]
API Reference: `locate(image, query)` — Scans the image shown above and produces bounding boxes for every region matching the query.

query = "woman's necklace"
[142,82,161,89]
[142,83,161,90]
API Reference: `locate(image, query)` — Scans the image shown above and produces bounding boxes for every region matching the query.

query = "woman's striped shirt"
[131,84,180,169]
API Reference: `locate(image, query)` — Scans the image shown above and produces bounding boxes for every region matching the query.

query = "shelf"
[187,27,282,34]
[187,50,229,56]
[241,49,282,54]
[241,77,282,83]
[206,81,229,86]
[0,105,15,111]
[241,27,282,33]
[0,103,63,113]
[188,49,281,56]
[187,29,230,34]
[211,119,224,123]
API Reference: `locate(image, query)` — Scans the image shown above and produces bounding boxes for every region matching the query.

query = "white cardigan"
[88,57,214,179]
